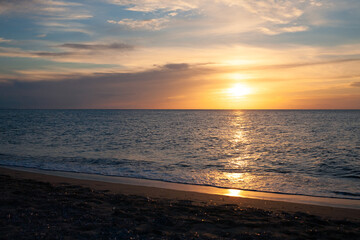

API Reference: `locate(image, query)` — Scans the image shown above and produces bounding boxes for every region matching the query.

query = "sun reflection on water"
[230,111,248,144]
[202,111,258,191]
[225,172,245,182]
[232,130,245,143]
[225,189,243,197]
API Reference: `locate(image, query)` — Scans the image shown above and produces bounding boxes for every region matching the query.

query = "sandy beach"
[1,166,359,239]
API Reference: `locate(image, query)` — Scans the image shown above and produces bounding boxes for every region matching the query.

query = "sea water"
[0,110,359,199]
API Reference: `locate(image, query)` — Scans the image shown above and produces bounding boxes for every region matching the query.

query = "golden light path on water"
[203,110,258,192]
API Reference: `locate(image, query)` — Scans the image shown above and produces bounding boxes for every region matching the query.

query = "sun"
[227,83,252,98]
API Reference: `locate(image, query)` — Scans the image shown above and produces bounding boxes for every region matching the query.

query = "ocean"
[0,109,359,199]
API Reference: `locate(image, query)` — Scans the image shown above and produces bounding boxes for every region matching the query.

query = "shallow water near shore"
[0,109,359,200]
[3,166,360,209]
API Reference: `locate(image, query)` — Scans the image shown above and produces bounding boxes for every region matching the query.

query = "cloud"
[107,0,197,12]
[0,41,135,61]
[240,58,360,71]
[107,0,320,26]
[281,26,309,33]
[48,14,93,20]
[36,21,92,35]
[38,0,80,6]
[163,63,189,70]
[37,34,47,38]
[223,0,305,24]
[59,43,134,51]
[0,63,209,109]
[2,60,359,109]
[34,52,73,57]
[107,18,169,30]
[106,0,321,20]
[123,0,333,40]
[0,46,73,59]
[103,0,325,40]
[259,25,309,35]
[0,37,11,43]
[351,82,360,87]
[0,0,89,18]
[0,0,93,37]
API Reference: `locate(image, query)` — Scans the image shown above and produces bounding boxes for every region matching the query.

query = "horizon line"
[1,108,360,111]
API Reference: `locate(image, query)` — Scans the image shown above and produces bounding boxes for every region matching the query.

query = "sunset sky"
[0,0,359,109]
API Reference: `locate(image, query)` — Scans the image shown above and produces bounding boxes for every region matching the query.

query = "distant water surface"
[0,110,359,199]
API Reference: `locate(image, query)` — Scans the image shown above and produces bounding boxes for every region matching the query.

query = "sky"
[0,0,359,109]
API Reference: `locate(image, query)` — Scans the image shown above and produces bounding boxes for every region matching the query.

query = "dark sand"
[1,167,359,239]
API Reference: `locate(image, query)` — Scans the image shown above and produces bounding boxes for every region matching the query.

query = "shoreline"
[1,166,360,239]
[1,166,359,220]
[2,165,360,210]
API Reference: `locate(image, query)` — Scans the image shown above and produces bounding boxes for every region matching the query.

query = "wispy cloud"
[34,20,92,35]
[234,58,360,71]
[223,0,305,24]
[36,34,47,38]
[0,37,11,43]
[107,0,322,31]
[0,0,92,36]
[259,25,309,35]
[107,0,197,12]
[38,0,81,7]
[0,0,89,19]
[34,52,73,57]
[0,41,135,61]
[163,63,189,70]
[107,18,170,30]
[59,43,134,51]
[351,82,360,87]
[0,46,75,59]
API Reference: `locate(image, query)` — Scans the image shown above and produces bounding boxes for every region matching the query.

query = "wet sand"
[1,167,359,239]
